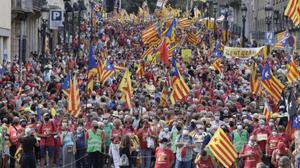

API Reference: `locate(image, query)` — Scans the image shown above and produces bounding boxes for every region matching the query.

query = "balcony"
[33,0,44,11]
[227,0,241,8]
[12,0,33,14]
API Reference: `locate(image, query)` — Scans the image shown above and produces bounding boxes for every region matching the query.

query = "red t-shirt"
[240,145,261,168]
[111,129,122,144]
[252,128,270,152]
[38,121,57,146]
[197,156,213,168]
[138,128,151,150]
[267,135,281,156]
[154,147,174,168]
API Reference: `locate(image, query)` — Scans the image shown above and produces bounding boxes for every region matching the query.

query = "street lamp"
[206,0,212,26]
[213,1,218,40]
[64,0,72,52]
[241,3,247,47]
[273,10,279,33]
[77,0,86,53]
[41,4,49,57]
[72,2,78,52]
[265,1,273,31]
[223,4,229,44]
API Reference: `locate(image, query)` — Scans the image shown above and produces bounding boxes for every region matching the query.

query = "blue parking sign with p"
[51,10,62,21]
[50,9,64,29]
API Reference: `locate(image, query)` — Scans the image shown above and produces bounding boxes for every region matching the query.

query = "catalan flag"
[136,64,145,79]
[87,46,98,95]
[97,59,115,84]
[284,0,300,26]
[177,18,192,29]
[67,76,81,117]
[187,31,200,46]
[170,56,190,104]
[261,62,285,103]
[208,128,238,168]
[142,22,160,45]
[118,69,133,109]
[274,31,296,48]
[287,54,300,83]
[168,45,177,58]
[142,47,154,59]
[62,73,71,96]
[160,87,168,107]
[114,65,126,72]
[263,100,272,122]
[212,59,223,73]
[250,62,262,96]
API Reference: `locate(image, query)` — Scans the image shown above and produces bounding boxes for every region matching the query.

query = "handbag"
[67,145,73,153]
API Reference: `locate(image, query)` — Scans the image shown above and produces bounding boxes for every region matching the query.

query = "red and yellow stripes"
[250,62,262,96]
[287,60,300,83]
[160,88,168,107]
[212,59,223,73]
[284,0,300,26]
[67,76,80,117]
[136,64,145,79]
[170,76,190,104]
[177,18,192,29]
[262,73,285,103]
[208,128,238,168]
[118,70,133,109]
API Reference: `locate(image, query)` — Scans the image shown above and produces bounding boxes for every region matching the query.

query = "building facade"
[0,0,11,63]
[11,0,44,62]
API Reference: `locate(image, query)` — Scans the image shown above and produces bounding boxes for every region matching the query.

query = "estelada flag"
[208,128,238,168]
[261,62,285,103]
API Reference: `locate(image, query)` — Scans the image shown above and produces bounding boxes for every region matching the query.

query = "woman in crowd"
[61,118,76,168]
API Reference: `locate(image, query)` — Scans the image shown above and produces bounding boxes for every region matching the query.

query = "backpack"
[119,154,129,166]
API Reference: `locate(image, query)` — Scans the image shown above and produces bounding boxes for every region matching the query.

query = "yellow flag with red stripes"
[208,128,238,168]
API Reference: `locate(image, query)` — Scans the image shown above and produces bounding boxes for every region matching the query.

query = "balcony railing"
[12,0,33,13]
[227,0,241,8]
[33,0,43,11]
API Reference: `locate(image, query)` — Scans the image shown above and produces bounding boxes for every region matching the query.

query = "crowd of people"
[0,9,299,168]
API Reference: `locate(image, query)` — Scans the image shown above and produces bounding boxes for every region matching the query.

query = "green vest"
[87,130,102,153]
[232,130,248,153]
[171,130,178,153]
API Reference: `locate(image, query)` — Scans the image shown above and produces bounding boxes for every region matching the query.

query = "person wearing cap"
[86,120,104,168]
[175,127,195,168]
[154,138,174,168]
[8,117,22,168]
[19,127,38,168]
[239,135,262,168]
[271,142,293,168]
[36,113,57,168]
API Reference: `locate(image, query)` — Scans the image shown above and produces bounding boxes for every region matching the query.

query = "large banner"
[223,46,265,59]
